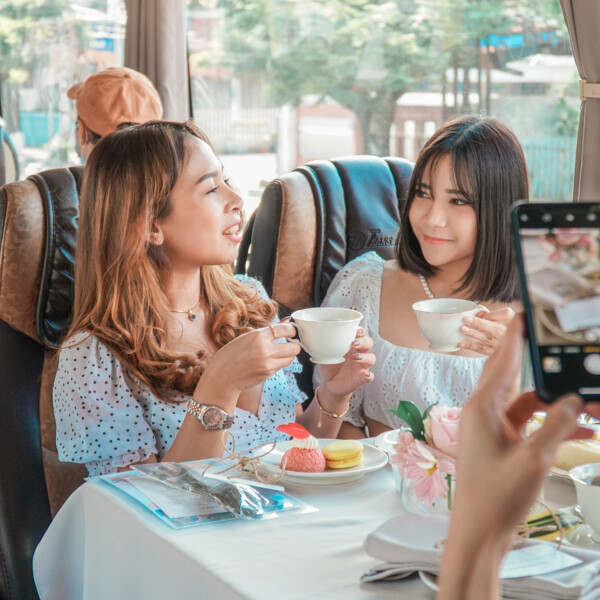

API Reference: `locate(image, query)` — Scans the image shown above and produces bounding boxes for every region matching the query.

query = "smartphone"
[512,202,600,402]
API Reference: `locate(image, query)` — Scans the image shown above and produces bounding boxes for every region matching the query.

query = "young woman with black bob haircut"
[318,115,527,438]
[53,120,375,476]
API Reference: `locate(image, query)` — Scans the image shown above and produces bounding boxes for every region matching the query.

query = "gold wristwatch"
[187,399,234,430]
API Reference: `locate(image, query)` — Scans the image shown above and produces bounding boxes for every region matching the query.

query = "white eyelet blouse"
[315,252,487,430]
[53,276,306,476]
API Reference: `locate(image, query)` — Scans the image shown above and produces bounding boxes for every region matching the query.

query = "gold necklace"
[169,300,201,321]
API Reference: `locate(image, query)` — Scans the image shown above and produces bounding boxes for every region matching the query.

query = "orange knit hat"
[67,66,163,137]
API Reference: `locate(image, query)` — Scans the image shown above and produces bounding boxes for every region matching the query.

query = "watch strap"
[187,399,234,430]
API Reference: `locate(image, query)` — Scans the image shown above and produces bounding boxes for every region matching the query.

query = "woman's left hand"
[458,306,515,355]
[318,327,375,397]
[438,315,595,600]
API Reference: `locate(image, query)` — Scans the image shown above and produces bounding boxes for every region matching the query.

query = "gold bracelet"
[315,386,349,428]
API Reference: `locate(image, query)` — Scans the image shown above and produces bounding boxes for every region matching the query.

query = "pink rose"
[425,405,461,458]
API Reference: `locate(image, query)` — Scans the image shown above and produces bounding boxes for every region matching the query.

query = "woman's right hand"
[202,322,301,395]
[169,323,300,461]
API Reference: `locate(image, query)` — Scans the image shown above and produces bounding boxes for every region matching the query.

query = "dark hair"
[396,115,528,302]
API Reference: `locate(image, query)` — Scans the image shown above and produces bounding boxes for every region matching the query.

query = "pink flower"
[405,439,456,505]
[390,430,414,474]
[391,430,414,459]
[425,405,461,458]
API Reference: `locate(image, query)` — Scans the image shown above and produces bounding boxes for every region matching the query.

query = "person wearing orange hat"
[67,66,163,162]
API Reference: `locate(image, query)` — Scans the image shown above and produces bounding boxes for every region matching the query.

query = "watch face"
[203,407,223,428]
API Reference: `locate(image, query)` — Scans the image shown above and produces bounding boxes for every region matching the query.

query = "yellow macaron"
[322,440,364,469]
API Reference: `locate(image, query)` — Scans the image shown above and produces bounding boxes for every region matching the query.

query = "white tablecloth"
[33,464,436,600]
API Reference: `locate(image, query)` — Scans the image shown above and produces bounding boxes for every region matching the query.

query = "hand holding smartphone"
[512,202,600,402]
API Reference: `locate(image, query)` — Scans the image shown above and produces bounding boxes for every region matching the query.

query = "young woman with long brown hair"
[53,120,375,476]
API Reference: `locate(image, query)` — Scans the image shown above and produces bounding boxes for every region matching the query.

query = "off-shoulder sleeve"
[53,333,157,476]
[313,252,383,428]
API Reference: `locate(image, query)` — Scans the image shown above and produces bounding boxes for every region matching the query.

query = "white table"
[33,458,577,600]
[33,463,437,600]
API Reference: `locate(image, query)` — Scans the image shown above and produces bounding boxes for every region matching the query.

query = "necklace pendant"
[170,299,201,320]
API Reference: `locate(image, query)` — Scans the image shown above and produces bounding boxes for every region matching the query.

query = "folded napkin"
[363,513,600,600]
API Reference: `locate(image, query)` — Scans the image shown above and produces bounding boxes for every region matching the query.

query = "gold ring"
[268,324,278,339]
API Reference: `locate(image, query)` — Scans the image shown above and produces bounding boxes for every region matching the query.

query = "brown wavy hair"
[65,120,277,398]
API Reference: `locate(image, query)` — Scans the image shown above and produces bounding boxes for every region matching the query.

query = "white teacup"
[570,463,600,540]
[412,298,479,352]
[291,307,363,364]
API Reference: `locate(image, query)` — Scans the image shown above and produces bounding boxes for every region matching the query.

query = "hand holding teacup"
[291,307,364,364]
[290,307,375,397]
[412,299,515,355]
[412,298,480,353]
[457,306,516,356]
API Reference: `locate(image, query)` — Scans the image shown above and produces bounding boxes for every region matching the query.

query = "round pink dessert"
[281,447,326,473]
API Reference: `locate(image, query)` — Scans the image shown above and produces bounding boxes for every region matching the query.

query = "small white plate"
[372,429,409,456]
[258,439,388,485]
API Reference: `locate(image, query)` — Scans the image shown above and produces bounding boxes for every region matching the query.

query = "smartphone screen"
[512,202,600,402]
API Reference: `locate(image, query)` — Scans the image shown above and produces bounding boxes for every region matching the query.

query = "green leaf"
[388,400,425,440]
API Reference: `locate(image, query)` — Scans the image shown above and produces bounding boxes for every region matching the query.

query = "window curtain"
[124,0,190,121]
[560,0,600,201]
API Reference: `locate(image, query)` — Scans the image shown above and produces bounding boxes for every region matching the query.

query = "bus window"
[186,0,576,213]
[0,0,125,177]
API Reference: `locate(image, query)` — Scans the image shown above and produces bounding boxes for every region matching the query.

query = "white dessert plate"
[258,439,388,485]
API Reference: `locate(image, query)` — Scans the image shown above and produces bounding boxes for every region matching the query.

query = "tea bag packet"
[131,462,273,518]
